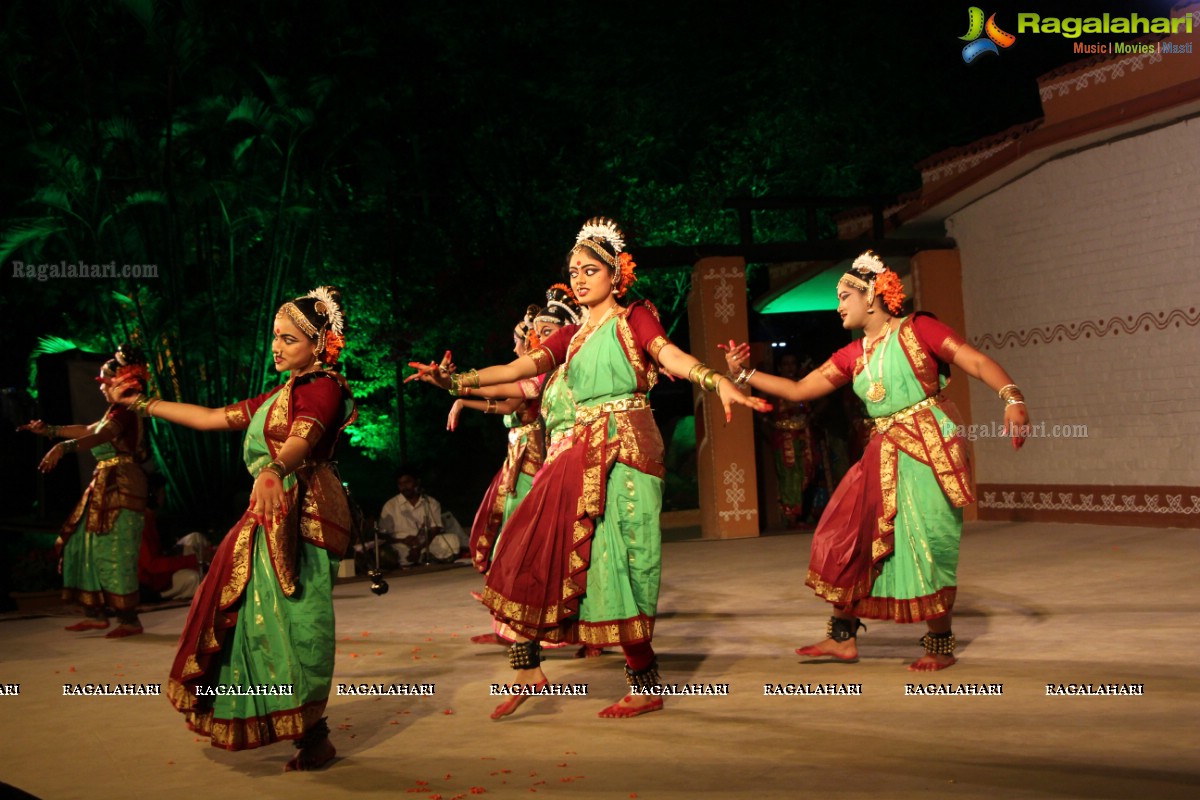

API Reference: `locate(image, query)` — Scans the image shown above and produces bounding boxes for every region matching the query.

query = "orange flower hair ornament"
[322,331,346,365]
[117,363,150,384]
[842,250,906,315]
[873,269,906,315]
[616,252,637,298]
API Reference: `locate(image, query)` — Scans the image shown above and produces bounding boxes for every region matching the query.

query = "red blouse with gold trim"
[222,370,357,565]
[60,405,148,538]
[818,313,973,509]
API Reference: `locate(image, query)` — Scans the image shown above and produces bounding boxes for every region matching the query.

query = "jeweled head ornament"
[569,216,637,298]
[278,285,347,366]
[515,305,537,341]
[839,250,906,315]
[101,342,149,387]
[536,283,583,327]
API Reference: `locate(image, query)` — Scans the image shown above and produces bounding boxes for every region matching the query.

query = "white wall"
[947,117,1200,487]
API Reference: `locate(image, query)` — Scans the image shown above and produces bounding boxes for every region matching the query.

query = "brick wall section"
[946,117,1200,488]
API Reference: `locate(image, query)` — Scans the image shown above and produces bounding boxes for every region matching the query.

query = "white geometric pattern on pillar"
[719,462,757,521]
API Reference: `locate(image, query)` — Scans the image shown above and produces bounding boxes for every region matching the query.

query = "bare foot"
[907,653,957,672]
[284,736,336,771]
[795,637,858,662]
[598,694,663,718]
[490,667,547,720]
[470,632,507,645]
[104,623,144,639]
[65,619,110,632]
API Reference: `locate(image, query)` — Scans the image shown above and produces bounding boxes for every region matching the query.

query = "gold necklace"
[567,305,617,364]
[863,321,893,404]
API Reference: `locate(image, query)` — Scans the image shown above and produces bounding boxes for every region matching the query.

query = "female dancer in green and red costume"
[723,251,1029,671]
[410,217,770,718]
[21,343,150,638]
[112,287,356,770]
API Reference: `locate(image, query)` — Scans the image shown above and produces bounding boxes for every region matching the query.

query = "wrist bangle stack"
[688,364,726,393]
[998,384,1026,406]
[449,368,481,397]
[734,368,757,388]
[259,458,288,481]
[46,424,61,438]
[61,439,78,454]
[131,395,161,418]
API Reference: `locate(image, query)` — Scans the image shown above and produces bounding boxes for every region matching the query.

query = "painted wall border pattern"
[977,483,1200,528]
[971,307,1199,350]
[1039,49,1170,103]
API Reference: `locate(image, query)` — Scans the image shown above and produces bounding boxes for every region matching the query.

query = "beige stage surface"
[1,521,1197,800]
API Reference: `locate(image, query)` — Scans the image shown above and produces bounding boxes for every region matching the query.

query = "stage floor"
[1,521,1197,800]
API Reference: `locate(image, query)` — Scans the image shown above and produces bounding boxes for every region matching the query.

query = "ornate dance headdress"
[535,283,583,327]
[278,285,347,366]
[514,304,538,343]
[839,250,906,315]
[569,216,638,298]
[101,343,149,388]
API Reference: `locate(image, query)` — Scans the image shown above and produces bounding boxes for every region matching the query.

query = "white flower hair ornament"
[852,250,887,275]
[576,219,626,254]
[305,286,345,336]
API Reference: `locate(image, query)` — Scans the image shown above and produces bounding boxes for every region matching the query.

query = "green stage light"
[755,265,843,314]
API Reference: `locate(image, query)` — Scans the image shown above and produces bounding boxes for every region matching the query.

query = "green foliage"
[1,0,1060,522]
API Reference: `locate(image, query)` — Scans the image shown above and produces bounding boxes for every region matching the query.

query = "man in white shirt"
[379,470,454,565]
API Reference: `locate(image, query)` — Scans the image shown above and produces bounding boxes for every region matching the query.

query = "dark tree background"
[0,0,1165,524]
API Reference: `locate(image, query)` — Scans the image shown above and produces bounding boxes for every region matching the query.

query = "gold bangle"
[146,399,162,419]
[259,466,282,481]
[61,439,78,454]
[998,384,1025,405]
[485,398,497,414]
[461,369,481,389]
[46,424,61,438]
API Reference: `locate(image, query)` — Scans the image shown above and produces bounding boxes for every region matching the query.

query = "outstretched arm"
[408,353,540,391]
[721,341,841,403]
[952,343,1030,449]
[657,343,772,423]
[36,422,119,473]
[108,375,232,431]
[18,420,92,440]
[447,397,524,431]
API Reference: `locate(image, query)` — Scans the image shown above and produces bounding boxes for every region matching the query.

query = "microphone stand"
[368,520,388,595]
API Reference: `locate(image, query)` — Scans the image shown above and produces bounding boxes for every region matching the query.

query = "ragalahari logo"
[960,7,1017,62]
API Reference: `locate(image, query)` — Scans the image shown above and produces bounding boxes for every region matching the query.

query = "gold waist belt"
[772,419,807,431]
[575,394,649,427]
[508,419,544,444]
[95,455,134,469]
[873,394,943,434]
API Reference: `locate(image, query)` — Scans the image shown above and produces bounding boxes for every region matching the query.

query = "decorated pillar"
[910,248,977,521]
[688,257,759,538]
